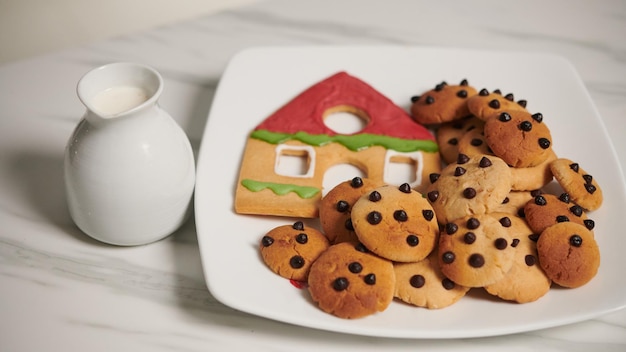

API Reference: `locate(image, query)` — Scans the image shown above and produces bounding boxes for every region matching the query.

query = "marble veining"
[1,0,625,350]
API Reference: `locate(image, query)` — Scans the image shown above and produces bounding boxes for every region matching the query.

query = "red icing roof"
[254,71,434,141]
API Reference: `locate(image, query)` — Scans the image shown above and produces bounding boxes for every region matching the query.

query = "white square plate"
[194,46,626,338]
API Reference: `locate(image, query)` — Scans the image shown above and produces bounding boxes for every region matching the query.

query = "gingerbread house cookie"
[235,72,441,218]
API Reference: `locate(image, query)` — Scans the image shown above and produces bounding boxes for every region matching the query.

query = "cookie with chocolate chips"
[484,110,553,168]
[550,158,603,211]
[307,241,395,319]
[393,251,470,309]
[483,213,551,303]
[466,88,528,120]
[351,183,439,262]
[410,79,478,125]
[438,214,516,287]
[435,115,485,164]
[319,176,383,244]
[537,222,600,288]
[260,221,330,282]
[522,193,594,235]
[425,153,512,224]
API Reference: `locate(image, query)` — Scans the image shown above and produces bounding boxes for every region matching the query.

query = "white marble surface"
[1,0,625,350]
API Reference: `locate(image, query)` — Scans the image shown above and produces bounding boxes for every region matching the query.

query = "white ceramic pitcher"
[64,62,196,246]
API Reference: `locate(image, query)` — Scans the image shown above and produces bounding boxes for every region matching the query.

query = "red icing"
[255,71,434,141]
[289,279,307,289]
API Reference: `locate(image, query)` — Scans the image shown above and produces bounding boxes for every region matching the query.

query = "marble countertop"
[1,0,625,350]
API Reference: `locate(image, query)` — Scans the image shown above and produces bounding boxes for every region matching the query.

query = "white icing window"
[383,150,424,188]
[274,145,316,178]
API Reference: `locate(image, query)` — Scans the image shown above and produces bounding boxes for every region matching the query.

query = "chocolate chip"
[468,253,485,268]
[457,153,470,164]
[399,183,412,193]
[442,278,456,290]
[505,93,514,101]
[570,234,583,247]
[502,197,510,204]
[569,163,580,172]
[494,89,502,95]
[488,99,501,109]
[406,235,419,247]
[559,193,571,203]
[499,216,512,227]
[494,238,508,250]
[534,195,547,206]
[435,82,447,91]
[367,211,382,225]
[348,262,363,273]
[556,215,569,223]
[531,189,543,197]
[290,255,305,269]
[292,221,304,230]
[261,235,274,247]
[425,96,435,104]
[350,177,364,188]
[448,137,459,145]
[519,121,533,131]
[583,174,593,184]
[584,219,595,230]
[354,243,369,253]
[517,100,527,108]
[471,138,483,147]
[463,187,477,199]
[518,208,526,218]
[460,79,469,86]
[454,166,467,176]
[528,234,540,242]
[585,183,597,194]
[344,218,354,231]
[333,277,349,291]
[369,191,381,202]
[457,90,468,98]
[394,210,408,222]
[525,255,536,266]
[442,251,456,264]
[479,88,489,96]
[427,190,439,202]
[411,95,420,102]
[464,232,476,244]
[295,233,308,244]
[410,275,425,288]
[467,217,480,229]
[364,274,376,285]
[479,156,492,168]
[498,112,512,122]
[511,238,520,247]
[429,173,440,184]
[422,209,434,221]
[570,205,583,217]
[336,200,349,213]
[538,138,551,149]
[445,223,458,235]
[532,113,543,123]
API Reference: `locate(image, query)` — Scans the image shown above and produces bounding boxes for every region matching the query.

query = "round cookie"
[307,241,395,319]
[483,214,552,303]
[351,183,439,262]
[550,158,603,211]
[319,177,383,244]
[426,153,512,224]
[260,221,330,282]
[510,149,557,191]
[484,110,553,168]
[436,116,484,164]
[537,222,600,288]
[466,88,528,120]
[438,214,516,287]
[394,251,470,309]
[522,193,595,235]
[410,79,478,125]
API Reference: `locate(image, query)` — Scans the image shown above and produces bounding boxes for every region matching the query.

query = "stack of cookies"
[258,79,604,319]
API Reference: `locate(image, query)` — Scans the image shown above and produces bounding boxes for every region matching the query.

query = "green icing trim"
[241,179,320,199]
[250,129,438,153]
